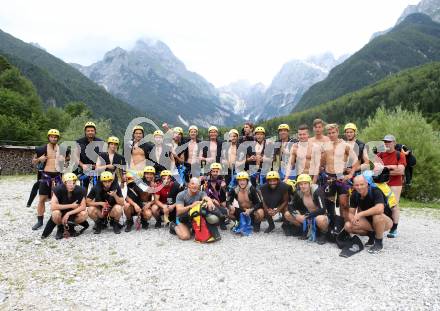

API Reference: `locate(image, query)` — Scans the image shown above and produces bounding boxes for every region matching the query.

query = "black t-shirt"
[126,182,144,207]
[53,184,86,208]
[260,182,290,210]
[87,180,122,206]
[76,137,104,165]
[350,187,392,218]
[98,152,126,173]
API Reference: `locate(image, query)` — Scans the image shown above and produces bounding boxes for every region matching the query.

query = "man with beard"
[148,130,174,176]
[129,125,153,171]
[200,126,223,175]
[274,124,297,180]
[41,173,89,239]
[87,171,125,234]
[75,122,104,191]
[246,126,272,187]
[259,171,290,233]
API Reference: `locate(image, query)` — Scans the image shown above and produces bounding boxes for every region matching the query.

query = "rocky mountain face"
[371,0,440,40]
[218,53,347,122]
[74,39,243,127]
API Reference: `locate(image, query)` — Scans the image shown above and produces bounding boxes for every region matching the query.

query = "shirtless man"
[221,129,246,186]
[321,123,358,220]
[129,125,152,171]
[246,126,271,187]
[32,129,64,230]
[309,118,330,146]
[226,171,262,232]
[149,130,174,176]
[200,126,222,175]
[185,125,201,179]
[284,124,321,183]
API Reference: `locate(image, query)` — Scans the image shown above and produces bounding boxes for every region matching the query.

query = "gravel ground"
[1,177,440,311]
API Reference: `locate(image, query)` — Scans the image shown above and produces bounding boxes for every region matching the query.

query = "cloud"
[0,0,420,86]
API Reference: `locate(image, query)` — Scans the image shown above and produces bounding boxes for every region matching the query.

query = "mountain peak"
[103,47,127,61]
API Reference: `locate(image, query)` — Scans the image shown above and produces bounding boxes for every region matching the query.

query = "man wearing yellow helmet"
[226,171,263,232]
[96,136,127,185]
[246,126,271,187]
[75,121,104,191]
[87,172,125,234]
[31,129,65,230]
[200,126,223,173]
[41,173,89,240]
[274,123,298,180]
[129,125,153,171]
[221,129,246,187]
[343,122,370,174]
[154,170,182,227]
[259,171,290,233]
[148,129,174,176]
[283,174,331,243]
[182,125,200,181]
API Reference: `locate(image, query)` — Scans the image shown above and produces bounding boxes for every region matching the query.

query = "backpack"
[395,144,416,186]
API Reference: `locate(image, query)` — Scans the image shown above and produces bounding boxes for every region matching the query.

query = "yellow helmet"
[208,126,219,133]
[173,127,184,135]
[210,163,222,171]
[107,136,119,145]
[153,130,164,137]
[132,125,144,134]
[296,174,312,184]
[143,166,156,174]
[188,125,198,133]
[344,123,357,132]
[100,171,114,182]
[62,173,77,183]
[84,121,96,130]
[160,170,172,177]
[229,129,239,136]
[278,124,290,131]
[285,179,297,188]
[255,126,266,134]
[266,171,280,180]
[47,129,60,137]
[126,172,135,184]
[236,171,249,180]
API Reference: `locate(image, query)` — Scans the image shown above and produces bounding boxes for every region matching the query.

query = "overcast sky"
[0,0,419,86]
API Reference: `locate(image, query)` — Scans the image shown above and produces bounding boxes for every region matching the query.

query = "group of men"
[28,119,408,255]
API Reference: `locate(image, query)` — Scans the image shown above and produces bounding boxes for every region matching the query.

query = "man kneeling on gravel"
[41,173,89,239]
[86,171,125,234]
[173,177,215,240]
[344,175,393,254]
[283,174,330,243]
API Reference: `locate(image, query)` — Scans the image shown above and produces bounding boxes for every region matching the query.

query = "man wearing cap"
[344,123,370,174]
[87,171,125,234]
[259,171,290,233]
[75,122,104,191]
[284,124,321,184]
[41,173,89,240]
[345,175,393,254]
[32,129,65,230]
[376,134,406,238]
[96,136,126,185]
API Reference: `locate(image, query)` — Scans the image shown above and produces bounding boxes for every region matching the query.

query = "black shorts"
[39,172,61,196]
[323,173,349,196]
